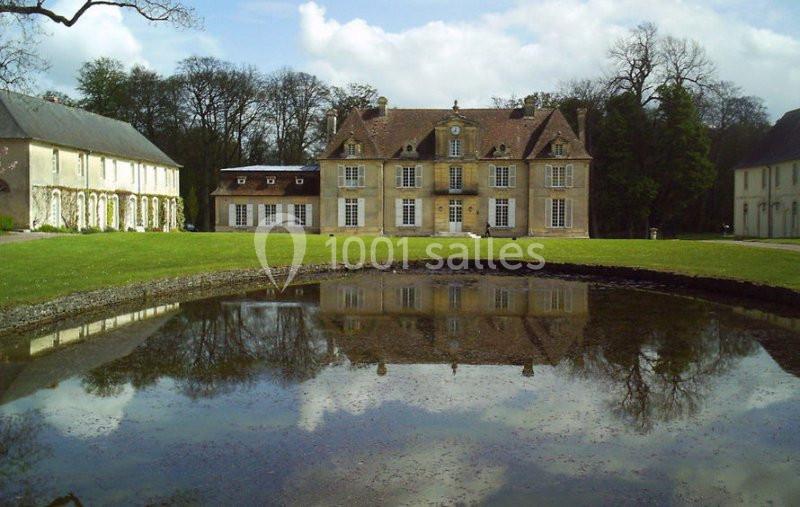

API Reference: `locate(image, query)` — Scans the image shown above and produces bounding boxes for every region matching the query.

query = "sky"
[31,0,800,120]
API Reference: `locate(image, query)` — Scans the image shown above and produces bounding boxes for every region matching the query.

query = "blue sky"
[35,0,800,119]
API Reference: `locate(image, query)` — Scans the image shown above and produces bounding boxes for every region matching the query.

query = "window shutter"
[545,198,552,228]
[545,165,553,188]
[415,165,423,187]
[508,198,516,228]
[395,198,402,226]
[287,204,295,223]
[337,165,345,187]
[257,203,266,226]
[357,198,365,226]
[337,198,345,227]
[246,204,254,226]
[358,165,365,187]
[488,198,496,227]
[396,166,402,188]
[415,198,422,226]
[306,204,313,227]
[228,204,235,226]
[509,165,517,188]
[488,165,496,187]
[565,199,573,228]
[565,164,574,188]
[275,203,283,221]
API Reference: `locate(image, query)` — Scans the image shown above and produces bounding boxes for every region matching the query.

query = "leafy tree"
[184,185,199,225]
[40,90,76,107]
[650,84,715,231]
[596,92,658,236]
[328,82,378,119]
[77,58,129,118]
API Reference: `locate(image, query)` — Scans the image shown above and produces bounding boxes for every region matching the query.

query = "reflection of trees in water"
[0,411,51,504]
[82,299,334,399]
[574,289,759,432]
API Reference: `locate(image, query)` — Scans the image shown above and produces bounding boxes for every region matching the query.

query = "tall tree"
[76,57,130,118]
[607,22,661,105]
[595,92,658,236]
[650,84,715,231]
[328,82,378,120]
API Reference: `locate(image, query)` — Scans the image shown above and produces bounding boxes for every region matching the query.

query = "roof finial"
[452,99,459,112]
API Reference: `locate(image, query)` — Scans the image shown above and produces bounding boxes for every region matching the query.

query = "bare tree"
[0,13,45,89]
[0,0,197,27]
[659,35,716,91]
[607,22,661,105]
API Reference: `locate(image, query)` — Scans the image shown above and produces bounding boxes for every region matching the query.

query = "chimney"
[325,108,337,141]
[45,94,60,104]
[377,96,388,116]
[577,108,587,146]
[523,95,536,118]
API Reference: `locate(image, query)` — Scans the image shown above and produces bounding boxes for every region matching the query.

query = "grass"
[746,238,800,245]
[0,232,798,308]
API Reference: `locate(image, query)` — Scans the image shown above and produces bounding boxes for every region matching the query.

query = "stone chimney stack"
[377,96,388,116]
[577,108,587,146]
[523,95,536,118]
[325,108,337,141]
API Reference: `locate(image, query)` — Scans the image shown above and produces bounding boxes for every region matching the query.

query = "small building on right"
[734,108,800,238]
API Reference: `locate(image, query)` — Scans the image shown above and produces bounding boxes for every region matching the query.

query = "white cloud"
[297,0,800,117]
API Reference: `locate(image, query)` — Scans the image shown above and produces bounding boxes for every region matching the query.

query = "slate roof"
[211,169,320,197]
[0,90,179,167]
[737,108,800,168]
[320,106,590,160]
[221,165,319,172]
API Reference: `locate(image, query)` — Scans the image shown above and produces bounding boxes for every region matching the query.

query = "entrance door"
[449,199,463,233]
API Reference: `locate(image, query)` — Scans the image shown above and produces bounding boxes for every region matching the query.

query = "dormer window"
[266,177,276,185]
[346,143,357,157]
[449,139,462,158]
[406,145,413,152]
[237,176,247,185]
[553,143,565,157]
[295,177,304,185]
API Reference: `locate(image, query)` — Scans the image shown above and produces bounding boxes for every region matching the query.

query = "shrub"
[81,226,102,235]
[0,215,13,231]
[36,224,66,233]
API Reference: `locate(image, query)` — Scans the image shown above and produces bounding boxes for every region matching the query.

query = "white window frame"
[266,177,276,185]
[495,166,510,187]
[495,198,509,227]
[548,198,573,228]
[345,198,359,227]
[449,139,462,158]
[553,143,565,157]
[449,166,463,192]
[345,166,360,188]
[235,204,248,227]
[264,204,277,225]
[237,176,247,185]
[401,198,416,226]
[51,149,59,174]
[401,167,416,188]
[294,203,307,226]
[295,177,304,185]
[346,143,357,157]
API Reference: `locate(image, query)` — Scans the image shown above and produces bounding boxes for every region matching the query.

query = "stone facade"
[318,97,591,237]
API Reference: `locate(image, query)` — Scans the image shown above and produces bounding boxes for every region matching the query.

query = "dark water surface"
[1,273,799,505]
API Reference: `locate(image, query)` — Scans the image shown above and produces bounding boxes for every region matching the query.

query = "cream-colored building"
[734,107,799,238]
[212,166,320,232]
[0,91,181,231]
[318,96,590,237]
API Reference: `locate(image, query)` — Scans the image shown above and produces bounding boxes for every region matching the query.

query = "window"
[141,197,148,227]
[447,317,460,335]
[449,139,462,157]
[495,198,509,227]
[449,166,462,191]
[345,166,360,187]
[101,157,107,179]
[402,199,415,226]
[51,149,59,174]
[235,204,248,227]
[294,204,307,226]
[400,166,417,188]
[448,285,462,310]
[340,287,364,309]
[346,143,357,157]
[295,177,304,185]
[400,287,418,309]
[743,170,749,190]
[495,166,510,187]
[345,198,359,227]
[494,288,510,310]
[50,190,61,226]
[552,166,566,187]
[113,160,118,181]
[264,204,277,225]
[237,176,247,185]
[553,143,564,157]
[266,177,276,185]
[78,153,86,177]
[550,198,567,228]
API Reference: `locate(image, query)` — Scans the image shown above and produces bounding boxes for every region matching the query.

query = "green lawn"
[0,232,798,308]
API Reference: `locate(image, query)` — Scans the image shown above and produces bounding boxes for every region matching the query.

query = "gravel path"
[0,232,68,244]
[703,240,800,253]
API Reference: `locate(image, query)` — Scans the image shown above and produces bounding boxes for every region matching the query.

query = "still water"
[1,273,799,505]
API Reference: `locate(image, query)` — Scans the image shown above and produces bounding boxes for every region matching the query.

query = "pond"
[1,273,799,505]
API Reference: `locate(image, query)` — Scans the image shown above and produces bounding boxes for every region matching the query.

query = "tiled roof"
[321,105,590,160]
[211,169,319,197]
[737,108,800,168]
[0,90,179,167]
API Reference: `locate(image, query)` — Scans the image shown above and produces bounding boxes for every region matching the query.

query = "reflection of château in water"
[0,304,179,404]
[318,274,589,369]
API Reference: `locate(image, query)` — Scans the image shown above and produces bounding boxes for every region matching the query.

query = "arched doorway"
[50,190,62,227]
[77,192,85,230]
[98,195,107,230]
[88,193,97,228]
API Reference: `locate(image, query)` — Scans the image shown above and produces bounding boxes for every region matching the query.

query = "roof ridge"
[0,89,136,128]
